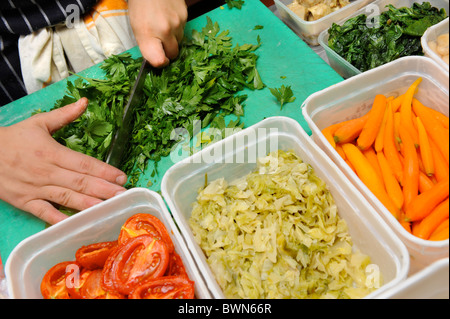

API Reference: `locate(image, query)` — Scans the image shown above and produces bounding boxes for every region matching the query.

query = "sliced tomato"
[102,235,170,295]
[75,241,118,270]
[129,276,195,299]
[78,269,124,299]
[67,268,93,299]
[118,213,174,253]
[40,261,81,299]
[165,252,188,278]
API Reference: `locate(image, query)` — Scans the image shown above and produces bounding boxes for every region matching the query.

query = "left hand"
[128,0,188,68]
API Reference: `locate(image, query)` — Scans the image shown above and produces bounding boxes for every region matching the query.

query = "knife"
[106,59,150,168]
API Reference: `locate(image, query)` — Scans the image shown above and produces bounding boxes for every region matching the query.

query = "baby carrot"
[413,98,449,164]
[342,143,400,219]
[363,147,383,182]
[405,179,449,222]
[375,105,389,152]
[399,125,419,209]
[333,113,370,144]
[391,94,404,113]
[412,98,449,129]
[416,117,435,177]
[429,219,449,241]
[419,171,435,193]
[384,104,404,184]
[322,122,345,149]
[393,111,402,151]
[335,143,346,160]
[377,151,404,210]
[357,95,387,151]
[414,198,449,240]
[429,138,450,183]
[400,78,422,147]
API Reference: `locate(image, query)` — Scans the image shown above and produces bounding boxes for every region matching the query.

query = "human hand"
[128,0,188,67]
[0,98,128,225]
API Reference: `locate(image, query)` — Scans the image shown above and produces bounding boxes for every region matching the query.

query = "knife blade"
[106,59,150,168]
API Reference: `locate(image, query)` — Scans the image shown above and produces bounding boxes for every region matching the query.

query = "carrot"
[377,151,404,210]
[391,94,404,113]
[342,143,400,219]
[419,171,435,193]
[429,219,449,241]
[414,198,449,240]
[333,113,370,144]
[375,104,389,152]
[413,98,449,129]
[393,111,402,151]
[322,122,346,149]
[383,104,404,184]
[400,78,422,148]
[429,138,450,183]
[405,179,449,222]
[335,143,346,160]
[416,117,435,177]
[363,147,383,182]
[413,98,449,164]
[399,125,419,209]
[357,95,387,151]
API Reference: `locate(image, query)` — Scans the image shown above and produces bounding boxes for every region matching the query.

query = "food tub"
[318,0,450,78]
[302,56,449,274]
[4,188,212,299]
[274,0,374,46]
[376,258,449,299]
[422,18,450,72]
[161,116,410,299]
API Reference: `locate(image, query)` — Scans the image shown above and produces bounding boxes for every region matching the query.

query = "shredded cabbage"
[189,150,381,299]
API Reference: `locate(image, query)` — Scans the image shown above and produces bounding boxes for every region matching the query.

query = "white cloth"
[18,0,137,94]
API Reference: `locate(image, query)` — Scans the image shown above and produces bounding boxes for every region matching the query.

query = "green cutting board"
[0,0,343,262]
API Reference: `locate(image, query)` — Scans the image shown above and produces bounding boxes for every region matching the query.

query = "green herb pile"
[51,17,264,187]
[328,2,447,72]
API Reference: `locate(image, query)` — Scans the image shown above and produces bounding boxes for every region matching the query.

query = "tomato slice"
[118,213,174,253]
[75,241,118,270]
[40,261,81,299]
[129,276,195,299]
[165,252,188,278]
[67,268,93,299]
[102,235,170,295]
[78,269,125,299]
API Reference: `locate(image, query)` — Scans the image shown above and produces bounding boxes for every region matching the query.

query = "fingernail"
[116,175,128,185]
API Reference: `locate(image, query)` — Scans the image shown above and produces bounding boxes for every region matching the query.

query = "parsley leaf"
[225,0,245,9]
[269,85,296,110]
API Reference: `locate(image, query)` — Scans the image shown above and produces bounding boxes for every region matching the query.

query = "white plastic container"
[4,188,212,299]
[318,0,450,78]
[274,0,374,45]
[161,116,410,299]
[302,56,449,274]
[376,258,449,299]
[422,18,450,73]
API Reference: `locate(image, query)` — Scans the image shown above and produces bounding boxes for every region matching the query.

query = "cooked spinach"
[328,2,447,72]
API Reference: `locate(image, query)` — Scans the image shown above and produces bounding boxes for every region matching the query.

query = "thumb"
[42,98,89,134]
[140,37,170,68]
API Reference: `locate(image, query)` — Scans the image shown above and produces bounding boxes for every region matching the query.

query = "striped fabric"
[0,0,98,106]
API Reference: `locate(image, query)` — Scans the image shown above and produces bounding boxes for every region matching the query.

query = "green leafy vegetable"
[51,17,264,188]
[328,2,447,72]
[269,85,296,110]
[225,0,245,9]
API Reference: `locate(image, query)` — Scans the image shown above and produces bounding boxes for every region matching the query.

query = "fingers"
[48,168,126,200]
[23,200,70,225]
[37,185,104,212]
[140,37,171,68]
[51,143,128,187]
[38,98,89,134]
